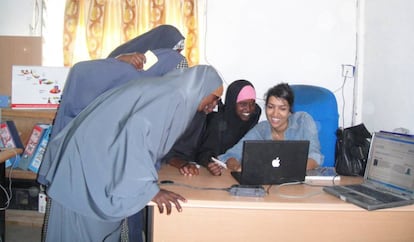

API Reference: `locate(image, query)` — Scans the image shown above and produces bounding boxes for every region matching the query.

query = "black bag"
[335,123,372,176]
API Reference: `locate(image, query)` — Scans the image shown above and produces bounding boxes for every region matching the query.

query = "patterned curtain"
[63,0,199,66]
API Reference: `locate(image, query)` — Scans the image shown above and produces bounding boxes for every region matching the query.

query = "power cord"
[269,181,324,199]
[159,180,231,192]
[160,180,269,197]
[159,179,333,199]
[0,149,19,210]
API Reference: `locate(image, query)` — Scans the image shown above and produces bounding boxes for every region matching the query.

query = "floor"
[5,223,42,242]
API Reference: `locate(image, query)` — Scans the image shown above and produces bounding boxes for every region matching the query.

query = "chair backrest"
[291,85,338,167]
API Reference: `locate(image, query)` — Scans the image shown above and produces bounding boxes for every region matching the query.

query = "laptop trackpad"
[345,192,383,205]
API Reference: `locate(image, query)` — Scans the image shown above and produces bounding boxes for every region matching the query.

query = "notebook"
[231,140,309,185]
[323,131,414,210]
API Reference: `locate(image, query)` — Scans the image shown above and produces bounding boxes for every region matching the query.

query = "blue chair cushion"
[291,85,339,167]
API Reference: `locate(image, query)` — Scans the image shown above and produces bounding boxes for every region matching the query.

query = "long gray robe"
[43,65,222,241]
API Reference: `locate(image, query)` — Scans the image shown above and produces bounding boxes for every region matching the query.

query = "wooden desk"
[149,165,414,242]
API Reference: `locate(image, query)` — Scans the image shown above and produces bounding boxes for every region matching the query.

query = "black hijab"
[196,80,261,166]
[220,79,261,145]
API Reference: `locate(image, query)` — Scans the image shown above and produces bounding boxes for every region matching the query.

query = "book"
[0,120,24,168]
[305,167,341,182]
[5,154,21,168]
[18,124,51,171]
[0,120,24,149]
[28,125,52,173]
[143,50,158,70]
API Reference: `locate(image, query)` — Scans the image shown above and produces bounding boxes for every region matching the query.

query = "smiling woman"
[196,80,262,176]
[218,83,323,172]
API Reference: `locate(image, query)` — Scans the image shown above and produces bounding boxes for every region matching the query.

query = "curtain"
[63,0,199,67]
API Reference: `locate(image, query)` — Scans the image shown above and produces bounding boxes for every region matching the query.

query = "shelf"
[6,209,44,228]
[5,168,37,180]
[1,109,56,120]
[1,108,56,147]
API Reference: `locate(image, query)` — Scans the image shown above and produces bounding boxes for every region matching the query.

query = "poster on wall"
[11,65,70,109]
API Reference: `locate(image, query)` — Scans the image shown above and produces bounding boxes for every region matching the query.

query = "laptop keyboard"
[346,184,404,203]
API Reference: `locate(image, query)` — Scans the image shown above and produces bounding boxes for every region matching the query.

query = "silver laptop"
[231,140,309,185]
[323,131,414,210]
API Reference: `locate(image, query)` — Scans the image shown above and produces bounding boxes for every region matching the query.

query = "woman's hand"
[226,158,241,172]
[306,158,319,170]
[179,163,200,176]
[151,189,186,215]
[168,158,200,176]
[207,162,223,176]
[116,52,146,70]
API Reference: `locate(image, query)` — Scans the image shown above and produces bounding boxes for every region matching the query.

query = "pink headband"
[237,85,256,103]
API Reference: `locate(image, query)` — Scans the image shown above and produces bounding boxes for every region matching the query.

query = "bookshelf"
[1,109,56,228]
[0,36,48,230]
[1,108,55,180]
[1,109,56,146]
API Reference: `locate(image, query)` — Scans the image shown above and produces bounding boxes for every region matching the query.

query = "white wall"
[359,0,414,134]
[0,0,42,36]
[0,0,358,127]
[3,0,413,133]
[199,0,358,127]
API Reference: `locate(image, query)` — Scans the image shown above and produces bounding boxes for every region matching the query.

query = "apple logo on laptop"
[272,157,281,167]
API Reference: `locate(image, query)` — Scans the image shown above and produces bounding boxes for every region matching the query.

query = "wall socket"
[38,192,47,213]
[342,64,355,78]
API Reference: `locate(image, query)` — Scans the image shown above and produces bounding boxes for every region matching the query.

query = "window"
[43,0,201,66]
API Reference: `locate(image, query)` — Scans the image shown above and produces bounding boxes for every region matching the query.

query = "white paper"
[143,50,158,71]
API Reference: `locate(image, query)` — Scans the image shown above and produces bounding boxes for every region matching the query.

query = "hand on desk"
[168,157,200,176]
[152,189,187,215]
[207,162,224,176]
[226,158,242,172]
[179,163,200,176]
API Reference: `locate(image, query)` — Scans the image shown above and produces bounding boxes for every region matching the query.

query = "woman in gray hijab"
[42,65,223,242]
[39,25,188,185]
[48,25,186,142]
[39,25,190,242]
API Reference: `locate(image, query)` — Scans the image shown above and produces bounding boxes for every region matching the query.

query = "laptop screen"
[365,132,414,196]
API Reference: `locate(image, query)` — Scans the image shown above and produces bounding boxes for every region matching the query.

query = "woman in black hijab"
[196,79,262,175]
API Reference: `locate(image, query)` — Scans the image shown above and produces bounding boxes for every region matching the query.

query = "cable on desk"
[159,180,231,191]
[271,181,324,199]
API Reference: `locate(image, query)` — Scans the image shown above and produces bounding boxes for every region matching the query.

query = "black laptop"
[231,140,309,185]
[323,131,414,210]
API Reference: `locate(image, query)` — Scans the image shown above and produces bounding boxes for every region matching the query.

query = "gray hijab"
[43,65,222,221]
[107,25,184,58]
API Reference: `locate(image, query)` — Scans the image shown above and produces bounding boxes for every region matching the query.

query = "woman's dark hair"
[264,83,294,113]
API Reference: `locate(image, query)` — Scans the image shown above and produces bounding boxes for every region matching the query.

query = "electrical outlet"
[342,64,355,78]
[38,192,47,213]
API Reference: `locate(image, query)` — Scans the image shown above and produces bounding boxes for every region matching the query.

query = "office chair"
[291,85,339,167]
